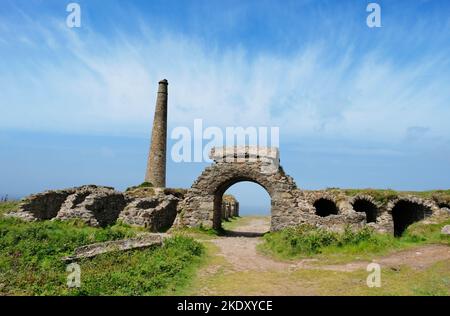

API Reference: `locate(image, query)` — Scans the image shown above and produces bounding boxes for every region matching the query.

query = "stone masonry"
[118,193,179,232]
[55,185,126,227]
[174,146,449,233]
[174,146,300,231]
[7,185,180,232]
[145,79,168,187]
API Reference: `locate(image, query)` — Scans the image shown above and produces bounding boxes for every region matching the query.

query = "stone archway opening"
[392,200,432,237]
[213,178,271,236]
[176,147,299,232]
[352,199,378,223]
[314,198,338,217]
[219,181,271,236]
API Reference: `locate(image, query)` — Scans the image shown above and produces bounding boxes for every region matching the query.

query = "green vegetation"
[125,182,154,191]
[173,216,255,239]
[183,217,449,296]
[340,188,450,205]
[0,213,204,295]
[221,216,243,231]
[124,182,155,198]
[260,220,450,260]
[173,226,224,240]
[0,201,19,216]
[186,254,450,296]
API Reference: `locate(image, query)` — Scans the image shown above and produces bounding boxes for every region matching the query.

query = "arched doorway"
[216,181,271,235]
[175,154,298,231]
[212,177,271,230]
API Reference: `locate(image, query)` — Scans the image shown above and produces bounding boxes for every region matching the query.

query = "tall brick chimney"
[145,79,168,187]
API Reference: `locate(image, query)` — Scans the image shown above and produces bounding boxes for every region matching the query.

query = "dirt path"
[187,216,450,295]
[211,217,293,271]
[210,217,450,272]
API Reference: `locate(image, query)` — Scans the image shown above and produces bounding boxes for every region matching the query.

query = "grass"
[221,216,244,231]
[260,220,450,261]
[341,188,450,205]
[125,182,153,191]
[0,213,204,295]
[185,259,449,296]
[182,236,450,296]
[0,200,19,216]
[172,226,223,240]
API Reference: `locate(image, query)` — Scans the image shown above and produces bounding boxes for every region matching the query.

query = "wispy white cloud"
[0,5,449,149]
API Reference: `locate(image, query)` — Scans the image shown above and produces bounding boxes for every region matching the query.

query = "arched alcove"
[314,198,338,217]
[391,200,432,237]
[352,198,378,223]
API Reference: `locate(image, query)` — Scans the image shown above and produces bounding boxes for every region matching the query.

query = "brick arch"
[174,147,298,231]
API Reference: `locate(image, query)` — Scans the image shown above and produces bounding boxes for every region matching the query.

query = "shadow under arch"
[352,198,378,223]
[391,200,432,237]
[313,198,339,217]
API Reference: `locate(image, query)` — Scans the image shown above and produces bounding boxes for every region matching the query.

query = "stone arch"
[175,147,298,231]
[313,198,339,217]
[388,197,433,237]
[350,195,379,223]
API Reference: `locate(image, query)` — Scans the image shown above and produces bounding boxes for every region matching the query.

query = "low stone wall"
[5,183,449,236]
[10,188,76,222]
[118,194,179,232]
[55,186,126,227]
[7,185,182,232]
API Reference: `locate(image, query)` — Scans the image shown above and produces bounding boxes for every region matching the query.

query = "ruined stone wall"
[55,186,126,227]
[294,190,447,234]
[118,193,179,232]
[7,185,181,232]
[173,147,449,234]
[6,184,449,235]
[10,188,76,221]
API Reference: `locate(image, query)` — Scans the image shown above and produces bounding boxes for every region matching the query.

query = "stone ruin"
[5,80,449,236]
[6,184,239,233]
[6,185,174,231]
[172,146,450,235]
[6,146,450,236]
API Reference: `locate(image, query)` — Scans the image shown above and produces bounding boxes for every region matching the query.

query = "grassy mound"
[260,220,450,260]
[0,216,203,295]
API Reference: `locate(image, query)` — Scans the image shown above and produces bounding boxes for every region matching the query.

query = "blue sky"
[1,0,450,214]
